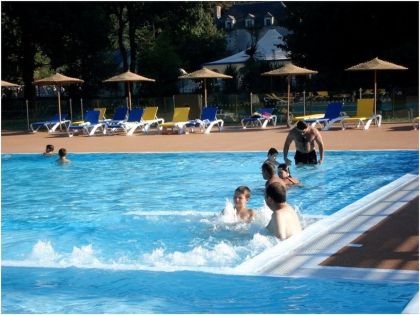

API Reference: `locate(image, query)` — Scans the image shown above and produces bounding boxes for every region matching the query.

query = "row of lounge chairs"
[30,98,385,136]
[30,106,225,137]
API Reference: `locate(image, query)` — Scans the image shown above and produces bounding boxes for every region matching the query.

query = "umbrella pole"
[287,76,291,127]
[374,70,377,116]
[204,78,207,107]
[81,98,84,120]
[26,99,30,131]
[58,88,62,131]
[127,82,132,110]
[70,98,73,122]
[303,90,306,116]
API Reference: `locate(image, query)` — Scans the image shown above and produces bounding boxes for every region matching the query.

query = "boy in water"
[57,148,70,164]
[265,147,280,170]
[43,144,55,156]
[233,186,255,222]
[261,162,285,188]
[278,163,300,186]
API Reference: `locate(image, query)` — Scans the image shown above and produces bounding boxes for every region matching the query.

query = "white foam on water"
[125,210,216,217]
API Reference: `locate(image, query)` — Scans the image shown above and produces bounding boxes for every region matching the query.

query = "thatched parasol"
[346,57,408,115]
[178,68,232,107]
[1,80,19,87]
[103,70,155,110]
[262,63,318,126]
[34,73,84,128]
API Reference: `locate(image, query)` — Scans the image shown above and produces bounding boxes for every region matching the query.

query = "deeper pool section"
[2,150,419,313]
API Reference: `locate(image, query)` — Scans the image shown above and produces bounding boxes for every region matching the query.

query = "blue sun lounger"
[186,107,224,134]
[68,110,106,136]
[303,102,347,130]
[106,108,144,135]
[104,107,128,126]
[30,113,70,133]
[241,108,277,129]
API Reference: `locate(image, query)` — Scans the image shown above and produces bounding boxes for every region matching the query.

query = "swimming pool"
[2,150,418,313]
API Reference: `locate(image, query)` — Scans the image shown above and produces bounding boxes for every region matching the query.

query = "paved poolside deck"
[1,122,418,153]
[1,123,419,284]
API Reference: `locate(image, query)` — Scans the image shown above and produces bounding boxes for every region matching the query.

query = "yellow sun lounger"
[71,107,107,126]
[292,113,324,123]
[125,106,165,135]
[342,98,382,130]
[159,107,190,134]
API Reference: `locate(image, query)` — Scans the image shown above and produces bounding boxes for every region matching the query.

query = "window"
[264,17,273,26]
[245,19,254,28]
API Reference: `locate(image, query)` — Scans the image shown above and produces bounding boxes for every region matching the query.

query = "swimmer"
[232,186,255,222]
[57,148,70,164]
[278,163,301,186]
[261,162,285,188]
[265,182,302,240]
[265,147,280,170]
[43,144,55,156]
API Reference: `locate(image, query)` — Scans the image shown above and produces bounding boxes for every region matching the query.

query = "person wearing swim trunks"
[283,121,324,165]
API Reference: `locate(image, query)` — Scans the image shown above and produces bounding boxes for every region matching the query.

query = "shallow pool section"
[3,267,418,314]
[2,150,419,313]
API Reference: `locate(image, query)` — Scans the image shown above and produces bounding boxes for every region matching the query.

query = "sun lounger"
[241,108,277,129]
[185,106,224,134]
[135,106,165,134]
[106,108,144,135]
[104,107,128,126]
[303,102,347,130]
[30,113,70,133]
[342,98,382,130]
[159,107,190,134]
[413,117,419,130]
[291,113,324,123]
[67,110,106,136]
[94,107,107,121]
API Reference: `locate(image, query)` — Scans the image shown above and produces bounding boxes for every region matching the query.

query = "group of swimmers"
[43,144,70,163]
[229,120,325,240]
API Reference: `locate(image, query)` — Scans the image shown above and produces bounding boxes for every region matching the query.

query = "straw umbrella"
[34,73,84,129]
[178,67,232,107]
[103,70,155,110]
[262,63,317,126]
[345,57,408,115]
[1,80,19,87]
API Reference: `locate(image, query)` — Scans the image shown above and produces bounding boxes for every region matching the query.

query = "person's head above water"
[262,162,276,180]
[265,182,287,205]
[58,148,67,158]
[45,144,54,153]
[267,147,278,157]
[233,186,251,211]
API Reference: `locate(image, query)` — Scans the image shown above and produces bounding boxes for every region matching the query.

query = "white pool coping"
[235,173,419,284]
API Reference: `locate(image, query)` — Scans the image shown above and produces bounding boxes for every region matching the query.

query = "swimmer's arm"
[283,134,293,165]
[314,130,324,164]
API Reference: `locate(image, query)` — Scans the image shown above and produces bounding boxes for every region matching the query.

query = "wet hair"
[234,186,251,199]
[267,147,278,156]
[58,148,67,158]
[262,162,276,177]
[278,163,292,176]
[46,144,54,152]
[296,121,308,130]
[266,182,287,203]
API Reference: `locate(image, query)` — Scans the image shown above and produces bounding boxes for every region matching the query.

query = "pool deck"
[1,122,418,153]
[1,122,419,310]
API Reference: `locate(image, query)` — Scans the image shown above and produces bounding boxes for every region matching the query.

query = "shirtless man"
[265,182,302,240]
[261,162,285,188]
[232,186,255,222]
[57,148,70,164]
[283,121,324,165]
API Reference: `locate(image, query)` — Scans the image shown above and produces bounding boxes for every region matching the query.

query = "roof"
[204,29,289,66]
[218,1,287,28]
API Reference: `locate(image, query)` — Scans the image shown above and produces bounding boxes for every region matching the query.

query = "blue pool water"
[2,150,419,313]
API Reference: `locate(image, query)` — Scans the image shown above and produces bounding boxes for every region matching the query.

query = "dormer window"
[225,15,236,29]
[264,12,274,26]
[245,13,255,28]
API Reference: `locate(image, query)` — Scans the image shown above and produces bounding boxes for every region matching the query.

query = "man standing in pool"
[265,182,302,240]
[283,121,324,165]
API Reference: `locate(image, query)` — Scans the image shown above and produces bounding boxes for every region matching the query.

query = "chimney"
[215,5,221,19]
